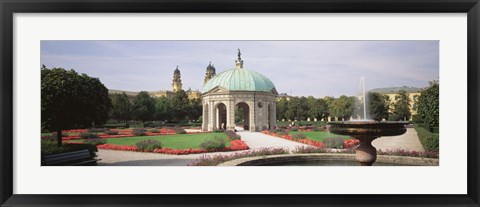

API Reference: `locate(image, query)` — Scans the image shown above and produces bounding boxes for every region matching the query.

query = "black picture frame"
[1,0,479,206]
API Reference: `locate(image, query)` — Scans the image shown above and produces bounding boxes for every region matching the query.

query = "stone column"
[202,101,207,131]
[270,101,277,130]
[208,101,216,131]
[248,100,256,132]
[226,100,235,130]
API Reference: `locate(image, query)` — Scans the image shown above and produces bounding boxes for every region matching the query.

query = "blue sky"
[41,41,438,98]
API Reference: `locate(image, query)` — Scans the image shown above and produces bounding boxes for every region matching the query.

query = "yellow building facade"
[371,86,422,121]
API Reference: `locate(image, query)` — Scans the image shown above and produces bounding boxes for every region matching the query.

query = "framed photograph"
[1,0,479,206]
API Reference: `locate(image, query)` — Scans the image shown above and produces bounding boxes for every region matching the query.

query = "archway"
[235,102,250,130]
[216,103,227,130]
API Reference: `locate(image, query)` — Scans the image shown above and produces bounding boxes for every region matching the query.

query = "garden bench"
[42,149,101,166]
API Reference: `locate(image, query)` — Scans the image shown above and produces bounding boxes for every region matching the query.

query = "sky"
[41,41,439,98]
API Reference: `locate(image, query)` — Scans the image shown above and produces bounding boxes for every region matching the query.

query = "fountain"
[329,77,407,166]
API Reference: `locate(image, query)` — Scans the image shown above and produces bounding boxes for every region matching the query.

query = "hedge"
[415,125,439,152]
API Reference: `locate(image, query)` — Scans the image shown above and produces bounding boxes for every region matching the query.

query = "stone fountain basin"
[329,121,408,137]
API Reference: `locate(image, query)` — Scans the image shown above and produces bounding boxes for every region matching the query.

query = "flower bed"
[97,139,249,155]
[41,128,205,141]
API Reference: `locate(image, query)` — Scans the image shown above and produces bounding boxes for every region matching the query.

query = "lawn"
[69,133,230,150]
[288,131,350,142]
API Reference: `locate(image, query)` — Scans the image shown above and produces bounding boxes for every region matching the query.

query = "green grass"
[288,131,349,142]
[68,133,230,150]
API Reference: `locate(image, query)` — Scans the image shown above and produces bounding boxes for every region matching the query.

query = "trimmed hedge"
[41,142,97,156]
[415,125,439,152]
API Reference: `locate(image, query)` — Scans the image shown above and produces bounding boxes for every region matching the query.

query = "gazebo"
[201,50,278,132]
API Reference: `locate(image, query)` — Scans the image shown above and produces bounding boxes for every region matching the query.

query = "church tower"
[172,66,182,92]
[204,61,216,84]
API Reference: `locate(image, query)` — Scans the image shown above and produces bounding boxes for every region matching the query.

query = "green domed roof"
[202,68,277,94]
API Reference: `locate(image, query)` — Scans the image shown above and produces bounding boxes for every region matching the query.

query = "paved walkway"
[372,128,425,152]
[236,129,309,151]
[97,129,307,166]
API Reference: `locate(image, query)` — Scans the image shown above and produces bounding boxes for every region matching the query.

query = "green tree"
[131,91,156,122]
[418,80,439,128]
[235,106,245,123]
[391,90,411,121]
[285,97,301,120]
[41,67,111,146]
[110,92,132,122]
[155,96,171,121]
[308,97,328,121]
[170,90,189,122]
[276,97,288,121]
[187,98,202,121]
[323,96,335,121]
[329,96,355,120]
[367,92,389,121]
[299,96,309,120]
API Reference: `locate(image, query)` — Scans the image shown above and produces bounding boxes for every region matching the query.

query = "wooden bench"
[42,149,101,166]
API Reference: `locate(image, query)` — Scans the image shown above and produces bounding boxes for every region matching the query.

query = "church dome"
[202,68,277,94]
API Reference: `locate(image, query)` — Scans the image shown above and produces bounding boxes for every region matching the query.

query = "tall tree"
[391,90,411,121]
[367,92,389,121]
[110,92,132,122]
[131,91,156,122]
[42,67,112,146]
[285,97,301,120]
[155,96,171,121]
[329,95,355,120]
[170,90,189,122]
[418,80,439,128]
[298,96,309,120]
[308,98,328,121]
[323,96,335,121]
[276,97,288,121]
[187,98,202,121]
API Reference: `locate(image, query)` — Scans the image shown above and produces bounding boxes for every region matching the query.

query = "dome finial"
[235,49,244,69]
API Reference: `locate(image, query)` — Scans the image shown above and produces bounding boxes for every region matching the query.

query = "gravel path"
[372,128,425,152]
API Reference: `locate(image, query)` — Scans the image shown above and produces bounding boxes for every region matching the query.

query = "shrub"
[214,129,225,133]
[174,128,187,134]
[293,146,327,154]
[41,134,57,142]
[149,129,160,133]
[104,130,119,135]
[88,128,107,132]
[188,147,289,166]
[324,137,345,149]
[312,126,326,131]
[84,138,107,146]
[199,136,226,150]
[225,130,241,140]
[290,127,299,131]
[135,139,162,151]
[229,134,241,140]
[415,125,439,152]
[132,128,147,136]
[41,141,65,155]
[41,142,97,156]
[291,133,306,140]
[80,132,99,139]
